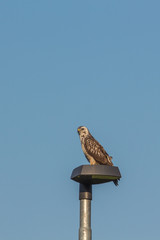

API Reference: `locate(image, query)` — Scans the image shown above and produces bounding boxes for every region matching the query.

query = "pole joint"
[79,183,92,200]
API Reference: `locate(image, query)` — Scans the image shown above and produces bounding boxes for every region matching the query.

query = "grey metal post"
[71,165,121,239]
[79,184,92,240]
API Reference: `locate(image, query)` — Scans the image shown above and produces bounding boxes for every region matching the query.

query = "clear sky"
[0,1,160,240]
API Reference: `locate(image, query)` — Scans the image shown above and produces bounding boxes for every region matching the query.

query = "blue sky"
[0,1,160,239]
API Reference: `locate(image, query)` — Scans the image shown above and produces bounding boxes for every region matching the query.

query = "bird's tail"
[113,179,120,186]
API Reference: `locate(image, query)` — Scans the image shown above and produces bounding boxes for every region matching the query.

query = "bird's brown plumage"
[77,126,119,186]
[84,136,113,165]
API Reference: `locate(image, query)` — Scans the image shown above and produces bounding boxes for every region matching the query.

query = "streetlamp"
[71,165,121,240]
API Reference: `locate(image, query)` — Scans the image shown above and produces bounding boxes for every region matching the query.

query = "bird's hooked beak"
[77,128,81,135]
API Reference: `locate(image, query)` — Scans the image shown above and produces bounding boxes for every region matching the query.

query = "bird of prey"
[77,126,119,186]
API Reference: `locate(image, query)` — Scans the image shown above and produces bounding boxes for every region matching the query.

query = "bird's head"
[77,126,89,141]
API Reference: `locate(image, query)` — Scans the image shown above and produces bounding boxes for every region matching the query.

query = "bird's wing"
[84,136,113,165]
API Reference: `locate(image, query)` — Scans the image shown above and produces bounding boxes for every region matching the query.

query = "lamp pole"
[71,165,121,240]
[79,184,92,240]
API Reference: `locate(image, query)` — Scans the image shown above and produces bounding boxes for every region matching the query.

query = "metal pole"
[79,184,92,240]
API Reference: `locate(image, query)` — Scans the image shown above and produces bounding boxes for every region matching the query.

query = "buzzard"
[77,126,119,186]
